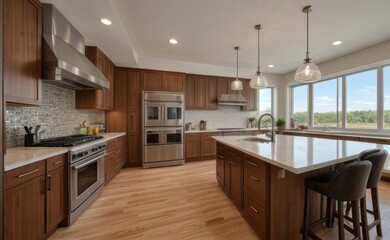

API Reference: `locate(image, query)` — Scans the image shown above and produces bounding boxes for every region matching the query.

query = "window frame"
[258,87,275,116]
[289,65,390,133]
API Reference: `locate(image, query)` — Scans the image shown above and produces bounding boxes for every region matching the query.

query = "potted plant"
[276,118,286,130]
[248,117,257,128]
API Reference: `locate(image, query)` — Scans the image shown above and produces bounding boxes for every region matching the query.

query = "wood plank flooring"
[49,160,390,240]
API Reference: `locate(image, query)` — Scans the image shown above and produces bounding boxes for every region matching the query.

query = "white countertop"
[213,134,389,174]
[186,128,261,133]
[4,132,126,172]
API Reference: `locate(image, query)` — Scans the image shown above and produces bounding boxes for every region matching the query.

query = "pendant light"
[231,46,243,90]
[250,24,268,89]
[295,5,321,82]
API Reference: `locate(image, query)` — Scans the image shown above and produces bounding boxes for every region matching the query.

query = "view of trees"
[293,110,390,129]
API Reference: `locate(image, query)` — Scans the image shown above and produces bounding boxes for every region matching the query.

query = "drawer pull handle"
[217,155,224,159]
[246,160,259,167]
[228,151,237,156]
[249,204,259,213]
[228,161,237,167]
[53,160,63,165]
[47,175,52,191]
[17,168,39,178]
[250,175,259,182]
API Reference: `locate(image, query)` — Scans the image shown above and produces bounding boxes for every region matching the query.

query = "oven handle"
[72,151,106,170]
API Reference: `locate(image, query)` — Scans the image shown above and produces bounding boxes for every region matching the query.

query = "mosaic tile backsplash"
[185,106,258,130]
[6,83,105,147]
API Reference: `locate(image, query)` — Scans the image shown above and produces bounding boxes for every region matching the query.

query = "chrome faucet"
[258,113,275,142]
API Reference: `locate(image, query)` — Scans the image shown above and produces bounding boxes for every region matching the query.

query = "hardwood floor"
[49,160,390,240]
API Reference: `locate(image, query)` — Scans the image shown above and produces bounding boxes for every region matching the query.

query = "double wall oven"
[143,91,184,168]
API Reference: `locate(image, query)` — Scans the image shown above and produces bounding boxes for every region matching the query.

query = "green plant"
[276,118,286,127]
[248,117,256,123]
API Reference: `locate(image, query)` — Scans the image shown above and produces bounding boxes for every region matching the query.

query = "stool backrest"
[357,149,380,162]
[363,149,388,189]
[328,161,372,201]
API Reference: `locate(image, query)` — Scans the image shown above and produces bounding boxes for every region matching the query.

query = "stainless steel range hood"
[218,93,247,106]
[42,4,109,90]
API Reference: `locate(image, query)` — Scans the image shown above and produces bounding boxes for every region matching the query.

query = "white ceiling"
[42,0,390,74]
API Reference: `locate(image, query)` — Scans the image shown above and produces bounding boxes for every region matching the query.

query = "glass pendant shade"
[294,61,321,82]
[231,79,243,90]
[249,72,268,89]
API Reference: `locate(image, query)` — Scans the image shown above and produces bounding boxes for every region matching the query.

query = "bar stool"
[302,161,372,240]
[345,149,388,240]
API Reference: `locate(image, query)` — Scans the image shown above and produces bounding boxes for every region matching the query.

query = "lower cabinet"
[105,136,125,183]
[216,142,269,239]
[185,132,222,161]
[4,154,68,240]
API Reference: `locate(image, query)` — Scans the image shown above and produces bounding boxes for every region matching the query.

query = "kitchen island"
[213,134,386,240]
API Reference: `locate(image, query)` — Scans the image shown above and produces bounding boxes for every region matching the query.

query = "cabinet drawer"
[4,161,46,190]
[245,156,266,175]
[216,160,224,184]
[226,147,242,162]
[217,144,225,156]
[244,192,266,239]
[185,133,199,139]
[244,164,266,202]
[46,154,66,172]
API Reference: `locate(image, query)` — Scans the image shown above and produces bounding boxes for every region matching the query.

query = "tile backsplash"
[185,106,259,130]
[6,83,105,147]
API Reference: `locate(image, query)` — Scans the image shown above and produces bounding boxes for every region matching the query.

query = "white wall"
[280,39,390,122]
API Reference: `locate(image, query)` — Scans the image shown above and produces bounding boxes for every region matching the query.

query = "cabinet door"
[242,79,257,111]
[128,111,141,133]
[185,75,196,110]
[185,134,200,159]
[4,0,42,105]
[46,166,67,233]
[217,77,228,101]
[223,160,230,193]
[143,71,163,90]
[96,53,106,109]
[200,136,216,157]
[195,76,208,109]
[230,161,242,208]
[128,133,142,165]
[207,76,218,109]
[163,73,184,92]
[105,61,115,110]
[4,175,45,240]
[128,70,142,111]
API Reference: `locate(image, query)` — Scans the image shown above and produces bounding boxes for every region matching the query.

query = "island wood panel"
[0,0,4,234]
[4,0,42,106]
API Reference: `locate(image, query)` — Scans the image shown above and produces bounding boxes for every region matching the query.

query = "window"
[346,70,377,129]
[259,88,273,114]
[292,85,308,125]
[384,66,390,129]
[313,78,342,127]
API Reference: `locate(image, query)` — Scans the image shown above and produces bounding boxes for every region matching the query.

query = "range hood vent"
[218,93,247,106]
[42,4,109,90]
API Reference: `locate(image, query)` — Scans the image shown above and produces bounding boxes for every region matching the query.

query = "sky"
[293,67,390,113]
[259,88,272,113]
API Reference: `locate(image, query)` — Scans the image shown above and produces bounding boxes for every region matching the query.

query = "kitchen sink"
[238,137,271,143]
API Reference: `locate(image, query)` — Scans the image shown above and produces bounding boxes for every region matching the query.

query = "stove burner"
[34,135,104,147]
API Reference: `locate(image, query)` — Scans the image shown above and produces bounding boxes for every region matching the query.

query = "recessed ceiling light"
[268,64,274,68]
[100,18,112,25]
[169,39,178,45]
[332,40,342,46]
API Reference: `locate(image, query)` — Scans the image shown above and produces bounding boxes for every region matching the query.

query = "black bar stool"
[345,149,387,240]
[302,161,372,240]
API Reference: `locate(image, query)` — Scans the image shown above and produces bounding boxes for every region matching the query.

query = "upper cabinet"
[242,79,257,111]
[142,70,185,92]
[185,74,218,110]
[4,0,42,106]
[76,46,115,111]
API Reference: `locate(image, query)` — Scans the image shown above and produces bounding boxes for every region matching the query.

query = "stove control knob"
[77,152,83,157]
[92,148,97,152]
[98,146,103,149]
[72,154,77,159]
[84,151,88,155]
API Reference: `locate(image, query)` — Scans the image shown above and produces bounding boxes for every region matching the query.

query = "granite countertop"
[213,134,389,174]
[186,128,262,133]
[4,132,126,172]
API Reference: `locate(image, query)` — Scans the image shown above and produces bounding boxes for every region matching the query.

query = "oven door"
[145,129,164,145]
[70,151,105,212]
[163,102,183,126]
[144,102,164,127]
[164,128,184,161]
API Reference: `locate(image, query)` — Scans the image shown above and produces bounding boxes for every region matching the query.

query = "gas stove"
[33,134,104,147]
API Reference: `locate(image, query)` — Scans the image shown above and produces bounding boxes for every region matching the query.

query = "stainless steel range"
[142,91,184,168]
[34,135,106,224]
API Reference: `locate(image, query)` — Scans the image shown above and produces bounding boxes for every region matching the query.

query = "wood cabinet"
[142,70,185,92]
[185,132,222,161]
[4,154,68,239]
[242,79,257,111]
[76,46,115,110]
[4,0,42,106]
[128,69,142,166]
[105,136,125,183]
[46,154,67,235]
[185,74,218,110]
